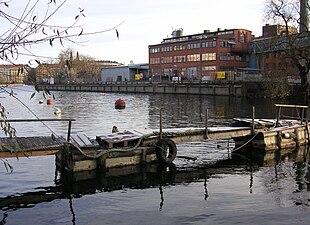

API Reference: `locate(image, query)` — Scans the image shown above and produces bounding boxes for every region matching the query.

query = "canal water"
[1,85,310,225]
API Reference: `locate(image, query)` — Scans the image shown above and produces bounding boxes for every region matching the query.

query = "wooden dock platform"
[0,125,254,172]
[0,126,253,158]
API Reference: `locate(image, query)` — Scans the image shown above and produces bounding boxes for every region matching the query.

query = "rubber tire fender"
[155,139,177,163]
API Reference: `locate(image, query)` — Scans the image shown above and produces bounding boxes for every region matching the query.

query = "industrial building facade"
[148,28,253,81]
[0,64,29,84]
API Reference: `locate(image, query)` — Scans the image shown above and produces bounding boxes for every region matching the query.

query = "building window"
[240,33,245,43]
[174,55,186,63]
[187,67,197,78]
[149,47,161,54]
[161,46,172,52]
[163,68,173,76]
[187,54,200,62]
[187,43,201,50]
[174,45,185,51]
[202,66,216,71]
[150,57,160,64]
[161,57,173,64]
[202,53,216,61]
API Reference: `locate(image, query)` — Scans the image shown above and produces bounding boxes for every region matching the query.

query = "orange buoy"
[47,98,53,105]
[115,98,126,109]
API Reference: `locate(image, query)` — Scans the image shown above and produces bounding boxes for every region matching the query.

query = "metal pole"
[67,121,72,142]
[159,108,163,139]
[301,108,305,124]
[276,106,281,127]
[252,106,255,134]
[205,109,208,139]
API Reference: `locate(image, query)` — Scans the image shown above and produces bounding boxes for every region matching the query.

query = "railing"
[1,118,75,141]
[275,104,308,126]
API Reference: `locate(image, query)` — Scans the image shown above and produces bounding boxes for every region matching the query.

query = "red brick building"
[250,24,307,83]
[148,28,253,81]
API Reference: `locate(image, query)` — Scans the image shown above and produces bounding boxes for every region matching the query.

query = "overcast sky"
[2,0,267,65]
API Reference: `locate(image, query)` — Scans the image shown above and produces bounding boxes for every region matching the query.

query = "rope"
[231,132,261,152]
[70,137,144,159]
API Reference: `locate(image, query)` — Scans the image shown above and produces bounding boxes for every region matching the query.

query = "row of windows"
[219,53,242,61]
[188,41,217,49]
[219,41,235,47]
[150,58,160,64]
[174,55,186,63]
[150,53,217,64]
[150,41,218,53]
[202,66,217,71]
[161,57,173,64]
[160,65,218,77]
[150,48,161,54]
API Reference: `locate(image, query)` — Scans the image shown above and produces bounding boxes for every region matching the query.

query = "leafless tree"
[0,0,122,65]
[0,0,122,150]
[264,0,310,103]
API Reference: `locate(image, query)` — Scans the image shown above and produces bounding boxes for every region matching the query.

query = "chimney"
[300,0,309,32]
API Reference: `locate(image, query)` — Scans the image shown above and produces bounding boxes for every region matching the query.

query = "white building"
[100,63,148,82]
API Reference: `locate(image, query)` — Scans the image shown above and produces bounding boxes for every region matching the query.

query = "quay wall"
[39,82,262,97]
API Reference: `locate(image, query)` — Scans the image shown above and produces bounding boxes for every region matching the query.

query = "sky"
[1,0,267,66]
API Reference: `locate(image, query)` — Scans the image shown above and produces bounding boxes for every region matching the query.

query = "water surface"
[0,86,310,225]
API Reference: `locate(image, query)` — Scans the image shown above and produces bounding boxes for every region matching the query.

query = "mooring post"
[205,109,208,139]
[67,120,72,142]
[159,108,163,139]
[252,106,255,134]
[276,105,281,127]
[301,108,305,125]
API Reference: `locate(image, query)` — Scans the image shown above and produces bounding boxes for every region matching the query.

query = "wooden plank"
[77,133,92,146]
[0,136,65,151]
[71,134,85,147]
[0,150,59,158]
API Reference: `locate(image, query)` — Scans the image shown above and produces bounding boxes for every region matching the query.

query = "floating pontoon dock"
[1,104,309,172]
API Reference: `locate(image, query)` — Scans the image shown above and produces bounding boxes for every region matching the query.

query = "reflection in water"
[1,146,309,214]
[159,185,164,211]
[0,212,8,225]
[239,146,310,207]
[147,94,279,129]
[204,174,209,201]
[68,196,76,225]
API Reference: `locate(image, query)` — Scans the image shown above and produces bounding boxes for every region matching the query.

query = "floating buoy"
[54,108,61,115]
[47,99,53,105]
[115,98,126,109]
[39,100,44,104]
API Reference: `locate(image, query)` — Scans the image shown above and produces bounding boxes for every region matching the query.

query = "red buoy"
[47,98,53,105]
[115,98,126,109]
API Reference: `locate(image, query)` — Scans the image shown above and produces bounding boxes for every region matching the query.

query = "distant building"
[250,24,310,82]
[0,64,30,84]
[36,63,62,84]
[148,28,253,81]
[36,60,123,84]
[101,63,148,82]
[262,24,297,38]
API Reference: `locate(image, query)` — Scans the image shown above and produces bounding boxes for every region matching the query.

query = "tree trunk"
[298,62,310,104]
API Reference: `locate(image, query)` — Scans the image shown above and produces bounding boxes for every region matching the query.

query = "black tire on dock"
[155,139,177,163]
